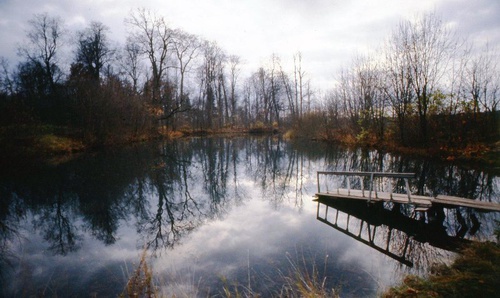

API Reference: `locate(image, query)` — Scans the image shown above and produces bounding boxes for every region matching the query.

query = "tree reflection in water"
[0,137,498,296]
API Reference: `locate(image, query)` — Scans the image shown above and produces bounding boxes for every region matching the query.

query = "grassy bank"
[0,124,280,167]
[0,124,164,160]
[284,124,500,172]
[0,125,85,159]
[383,241,500,298]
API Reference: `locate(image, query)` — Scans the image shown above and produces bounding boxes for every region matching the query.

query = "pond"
[1,136,499,297]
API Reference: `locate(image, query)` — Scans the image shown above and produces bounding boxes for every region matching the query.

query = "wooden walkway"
[315,171,500,212]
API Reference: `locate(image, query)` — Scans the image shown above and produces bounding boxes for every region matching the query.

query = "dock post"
[368,172,374,202]
[347,177,351,196]
[388,179,393,201]
[361,178,365,197]
[317,172,320,193]
[404,178,412,202]
[316,200,320,218]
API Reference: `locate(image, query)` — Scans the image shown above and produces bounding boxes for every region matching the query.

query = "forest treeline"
[0,9,498,156]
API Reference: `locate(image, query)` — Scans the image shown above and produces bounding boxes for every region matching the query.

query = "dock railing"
[316,171,416,203]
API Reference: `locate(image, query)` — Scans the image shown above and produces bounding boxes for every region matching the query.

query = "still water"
[1,137,498,297]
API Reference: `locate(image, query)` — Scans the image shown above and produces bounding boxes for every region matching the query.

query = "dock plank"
[435,195,500,212]
[316,189,500,212]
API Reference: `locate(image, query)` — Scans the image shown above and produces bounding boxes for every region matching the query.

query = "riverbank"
[0,124,159,167]
[0,124,274,166]
[1,124,498,171]
[307,129,500,173]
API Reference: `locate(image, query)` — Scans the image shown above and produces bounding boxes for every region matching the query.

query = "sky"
[0,0,499,91]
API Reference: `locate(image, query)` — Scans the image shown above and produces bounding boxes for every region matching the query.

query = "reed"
[120,250,157,298]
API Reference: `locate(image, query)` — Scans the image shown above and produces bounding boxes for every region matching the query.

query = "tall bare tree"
[199,40,226,128]
[0,58,14,96]
[396,13,456,145]
[293,52,306,120]
[75,21,113,83]
[18,13,65,91]
[466,45,499,115]
[228,55,241,126]
[383,34,415,145]
[121,37,143,94]
[172,29,200,106]
[126,8,174,106]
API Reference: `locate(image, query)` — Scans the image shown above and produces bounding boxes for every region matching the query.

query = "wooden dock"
[315,171,500,212]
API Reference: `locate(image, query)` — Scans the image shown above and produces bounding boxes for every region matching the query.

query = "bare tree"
[18,13,65,91]
[121,37,144,94]
[126,8,174,105]
[397,13,456,145]
[253,67,269,124]
[198,40,226,128]
[0,58,14,95]
[278,62,295,118]
[383,30,415,145]
[293,52,306,120]
[267,54,283,125]
[75,21,114,82]
[228,55,241,126]
[172,29,200,106]
[466,45,499,114]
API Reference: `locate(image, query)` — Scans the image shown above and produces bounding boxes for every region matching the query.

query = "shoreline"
[0,125,498,172]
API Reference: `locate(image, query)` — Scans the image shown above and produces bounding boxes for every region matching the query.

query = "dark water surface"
[1,137,498,297]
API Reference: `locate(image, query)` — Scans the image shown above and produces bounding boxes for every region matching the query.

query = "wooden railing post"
[315,171,415,204]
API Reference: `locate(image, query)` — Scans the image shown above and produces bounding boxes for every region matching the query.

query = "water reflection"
[315,197,481,269]
[0,137,498,296]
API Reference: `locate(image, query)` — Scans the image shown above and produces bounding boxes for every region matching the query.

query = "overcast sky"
[1,0,499,91]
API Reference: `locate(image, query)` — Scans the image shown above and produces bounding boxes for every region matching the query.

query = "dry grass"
[382,241,500,298]
[36,134,85,154]
[122,249,339,298]
[278,253,339,298]
[220,252,339,298]
[120,250,158,298]
[283,129,296,140]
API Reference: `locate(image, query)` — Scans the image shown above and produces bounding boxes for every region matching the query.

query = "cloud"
[0,0,498,90]
[438,0,500,45]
